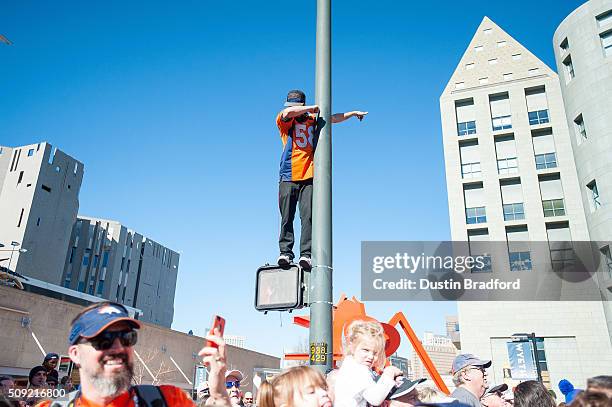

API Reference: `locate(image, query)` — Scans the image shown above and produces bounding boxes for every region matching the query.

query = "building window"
[601,246,612,279]
[535,153,557,170]
[503,203,525,221]
[540,174,564,217]
[462,162,481,179]
[509,251,532,271]
[574,114,587,144]
[479,77,489,85]
[17,208,24,227]
[497,158,518,174]
[528,68,540,76]
[455,99,476,136]
[484,28,492,35]
[587,180,601,211]
[27,149,34,157]
[466,63,475,70]
[468,229,492,272]
[501,180,525,221]
[496,136,518,175]
[596,10,612,28]
[41,184,52,192]
[563,55,575,82]
[533,129,557,169]
[475,45,484,52]
[466,207,487,224]
[600,30,612,57]
[455,82,465,90]
[543,199,565,217]
[458,121,476,136]
[497,40,507,47]
[512,53,522,60]
[102,251,109,267]
[503,73,513,81]
[528,110,549,125]
[83,253,90,266]
[547,223,574,271]
[560,37,569,51]
[488,58,498,65]
[490,93,512,131]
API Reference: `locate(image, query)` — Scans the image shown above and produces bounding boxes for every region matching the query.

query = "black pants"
[279,179,312,259]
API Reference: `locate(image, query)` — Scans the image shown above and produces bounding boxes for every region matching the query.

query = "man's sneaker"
[299,256,312,270]
[277,254,291,266]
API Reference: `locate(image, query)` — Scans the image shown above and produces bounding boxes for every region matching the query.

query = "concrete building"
[0,285,279,392]
[440,17,612,388]
[445,315,461,349]
[0,142,83,285]
[224,335,246,349]
[553,0,612,336]
[389,353,411,378]
[410,332,457,387]
[62,216,179,327]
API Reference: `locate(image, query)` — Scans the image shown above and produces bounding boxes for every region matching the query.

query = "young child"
[334,320,404,407]
[259,366,332,407]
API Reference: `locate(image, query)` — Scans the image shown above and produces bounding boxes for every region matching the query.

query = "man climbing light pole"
[310,0,333,373]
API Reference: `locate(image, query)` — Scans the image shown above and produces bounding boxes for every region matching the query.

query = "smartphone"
[206,315,225,349]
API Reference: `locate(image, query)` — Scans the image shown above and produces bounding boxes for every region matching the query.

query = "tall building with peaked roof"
[440,17,611,388]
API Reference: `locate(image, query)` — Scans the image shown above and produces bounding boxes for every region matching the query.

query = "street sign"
[255,264,305,311]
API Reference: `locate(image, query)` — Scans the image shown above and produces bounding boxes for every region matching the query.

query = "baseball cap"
[451,354,492,374]
[284,90,306,107]
[44,352,59,362]
[68,302,141,345]
[225,369,244,382]
[387,377,426,400]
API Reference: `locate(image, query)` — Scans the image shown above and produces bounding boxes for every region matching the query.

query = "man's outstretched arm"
[281,105,320,120]
[332,111,368,123]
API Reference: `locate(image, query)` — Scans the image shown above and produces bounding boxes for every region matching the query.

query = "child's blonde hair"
[343,319,386,369]
[259,366,327,407]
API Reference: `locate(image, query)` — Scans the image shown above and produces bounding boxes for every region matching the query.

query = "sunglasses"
[225,381,240,389]
[84,330,138,350]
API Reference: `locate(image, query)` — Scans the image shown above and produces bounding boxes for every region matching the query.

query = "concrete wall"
[554,0,612,334]
[0,142,83,285]
[62,216,179,328]
[0,286,279,391]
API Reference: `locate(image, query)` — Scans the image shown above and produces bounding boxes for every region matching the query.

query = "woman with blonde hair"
[258,366,332,407]
[334,319,404,407]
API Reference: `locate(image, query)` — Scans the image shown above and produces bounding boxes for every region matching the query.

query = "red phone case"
[206,315,225,349]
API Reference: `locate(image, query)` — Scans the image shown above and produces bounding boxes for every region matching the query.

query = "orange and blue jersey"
[276,112,317,182]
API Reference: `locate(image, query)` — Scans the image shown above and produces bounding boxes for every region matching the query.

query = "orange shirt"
[37,385,194,407]
[276,112,317,182]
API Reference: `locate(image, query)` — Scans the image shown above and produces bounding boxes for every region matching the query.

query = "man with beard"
[224,370,243,407]
[276,89,368,269]
[38,301,232,407]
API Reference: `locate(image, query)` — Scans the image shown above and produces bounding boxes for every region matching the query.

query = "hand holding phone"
[206,315,225,349]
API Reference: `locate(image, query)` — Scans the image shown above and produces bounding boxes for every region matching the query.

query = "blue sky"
[1,1,584,358]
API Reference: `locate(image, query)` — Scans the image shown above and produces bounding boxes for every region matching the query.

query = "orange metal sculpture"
[285,294,450,394]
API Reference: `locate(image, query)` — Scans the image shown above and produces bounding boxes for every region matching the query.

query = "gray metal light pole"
[309,0,333,373]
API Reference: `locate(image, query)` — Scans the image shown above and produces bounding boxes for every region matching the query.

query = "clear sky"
[1,0,584,358]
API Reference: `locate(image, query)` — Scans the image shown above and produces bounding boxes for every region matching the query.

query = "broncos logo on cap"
[98,305,122,315]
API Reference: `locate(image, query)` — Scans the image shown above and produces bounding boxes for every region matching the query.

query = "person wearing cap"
[42,353,60,385]
[480,384,508,407]
[450,354,492,407]
[242,392,253,407]
[225,370,244,407]
[276,89,368,269]
[37,301,233,407]
[28,366,47,388]
[387,378,426,407]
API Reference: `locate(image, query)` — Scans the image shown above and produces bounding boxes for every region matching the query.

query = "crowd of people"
[0,303,610,407]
